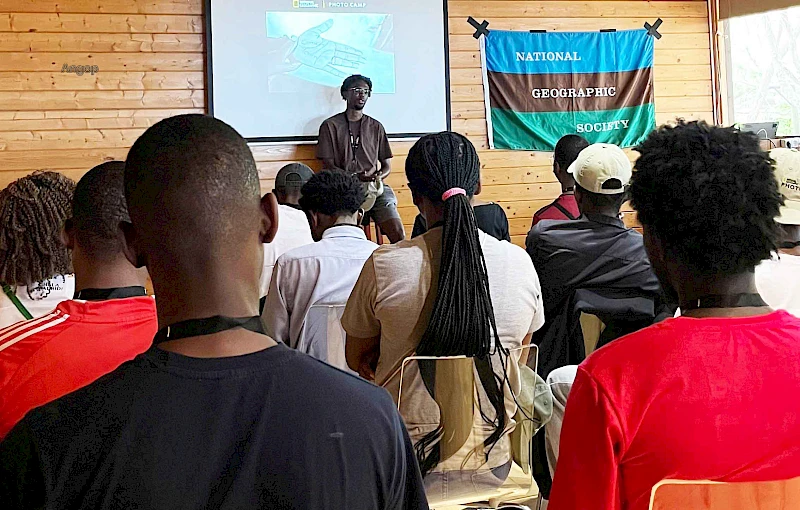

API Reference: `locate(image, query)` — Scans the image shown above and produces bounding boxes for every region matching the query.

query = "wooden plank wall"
[0,0,712,246]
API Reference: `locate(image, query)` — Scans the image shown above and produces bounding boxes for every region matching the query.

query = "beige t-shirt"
[342,227,545,472]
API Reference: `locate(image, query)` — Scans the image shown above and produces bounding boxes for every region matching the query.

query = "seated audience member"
[0,171,76,328]
[259,163,314,301]
[343,132,544,504]
[531,134,588,227]
[549,121,800,510]
[411,181,510,241]
[0,115,428,510]
[0,162,156,439]
[263,170,378,369]
[526,143,668,501]
[756,148,800,316]
[272,162,314,209]
[526,143,667,378]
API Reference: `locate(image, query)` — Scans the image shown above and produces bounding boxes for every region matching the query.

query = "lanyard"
[680,293,768,312]
[153,316,265,345]
[1,283,32,320]
[346,114,361,162]
[74,286,146,301]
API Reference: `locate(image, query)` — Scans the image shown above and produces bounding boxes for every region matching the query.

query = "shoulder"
[0,308,74,374]
[476,202,507,218]
[21,354,149,440]
[320,114,344,127]
[528,218,571,244]
[278,204,307,222]
[581,319,679,378]
[276,242,321,266]
[533,202,555,218]
[274,348,398,415]
[364,115,386,132]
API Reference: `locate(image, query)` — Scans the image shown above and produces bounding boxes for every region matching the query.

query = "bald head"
[125,114,261,244]
[122,114,278,325]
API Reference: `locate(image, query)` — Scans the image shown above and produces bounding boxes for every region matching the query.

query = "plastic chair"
[397,344,540,509]
[650,478,800,510]
[298,304,353,374]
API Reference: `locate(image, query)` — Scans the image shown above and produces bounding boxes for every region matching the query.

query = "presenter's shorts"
[364,184,401,224]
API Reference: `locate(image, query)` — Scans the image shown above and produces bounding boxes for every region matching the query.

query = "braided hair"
[0,171,75,287]
[405,132,507,474]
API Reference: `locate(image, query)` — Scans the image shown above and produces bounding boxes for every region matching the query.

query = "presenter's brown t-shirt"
[316,113,392,175]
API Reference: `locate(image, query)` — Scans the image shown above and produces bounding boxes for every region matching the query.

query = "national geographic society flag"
[480,29,656,151]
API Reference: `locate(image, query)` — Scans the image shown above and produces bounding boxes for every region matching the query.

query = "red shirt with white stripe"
[0,296,157,438]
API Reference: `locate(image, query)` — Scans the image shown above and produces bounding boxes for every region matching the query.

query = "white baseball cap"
[770,148,800,225]
[567,143,632,195]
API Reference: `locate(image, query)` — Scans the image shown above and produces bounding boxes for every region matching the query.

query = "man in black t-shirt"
[317,74,405,243]
[0,115,428,510]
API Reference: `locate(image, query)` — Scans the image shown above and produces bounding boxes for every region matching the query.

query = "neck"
[559,178,576,194]
[149,253,274,358]
[280,197,301,208]
[72,253,146,295]
[346,109,364,122]
[582,206,621,219]
[333,212,360,227]
[674,271,771,318]
[150,252,261,329]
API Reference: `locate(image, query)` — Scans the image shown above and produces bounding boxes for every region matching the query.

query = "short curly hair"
[72,161,129,261]
[341,75,372,98]
[299,169,365,215]
[631,121,782,274]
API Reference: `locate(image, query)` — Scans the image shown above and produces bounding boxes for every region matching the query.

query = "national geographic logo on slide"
[293,0,319,8]
[62,63,99,76]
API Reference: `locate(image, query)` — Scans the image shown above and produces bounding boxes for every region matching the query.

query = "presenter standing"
[317,75,405,243]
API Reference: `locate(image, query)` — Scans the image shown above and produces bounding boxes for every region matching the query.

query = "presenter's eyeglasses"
[348,87,371,97]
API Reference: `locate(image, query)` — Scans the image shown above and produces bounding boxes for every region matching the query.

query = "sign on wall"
[480,29,656,151]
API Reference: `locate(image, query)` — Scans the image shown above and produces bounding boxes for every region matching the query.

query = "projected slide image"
[266,12,395,93]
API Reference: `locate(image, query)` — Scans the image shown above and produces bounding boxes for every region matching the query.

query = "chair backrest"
[298,304,353,374]
[650,478,800,510]
[397,344,541,468]
[579,312,606,356]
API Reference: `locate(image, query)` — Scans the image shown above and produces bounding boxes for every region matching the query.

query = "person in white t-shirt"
[0,171,76,329]
[342,132,545,504]
[263,170,377,370]
[756,148,800,317]
[259,164,315,300]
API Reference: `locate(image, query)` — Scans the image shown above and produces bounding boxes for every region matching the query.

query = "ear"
[260,192,280,244]
[61,218,76,250]
[119,221,146,268]
[474,179,483,196]
[410,187,423,209]
[357,209,365,225]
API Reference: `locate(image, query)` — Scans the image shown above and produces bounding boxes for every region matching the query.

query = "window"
[728,7,800,135]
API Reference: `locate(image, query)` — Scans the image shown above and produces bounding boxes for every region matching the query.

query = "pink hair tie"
[441,187,467,201]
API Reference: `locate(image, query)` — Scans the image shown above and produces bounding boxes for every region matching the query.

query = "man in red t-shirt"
[549,122,800,510]
[531,134,588,227]
[0,162,157,438]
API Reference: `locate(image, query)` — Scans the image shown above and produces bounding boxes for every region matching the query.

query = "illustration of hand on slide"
[293,19,366,78]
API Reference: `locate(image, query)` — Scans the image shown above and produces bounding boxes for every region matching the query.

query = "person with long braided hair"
[0,171,76,328]
[343,132,545,503]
